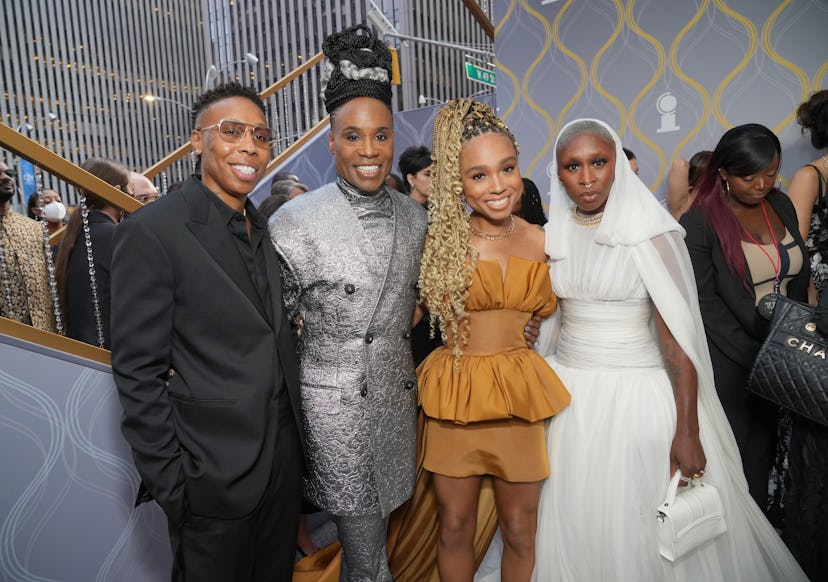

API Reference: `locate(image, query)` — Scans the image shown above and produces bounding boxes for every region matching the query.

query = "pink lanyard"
[742,200,781,293]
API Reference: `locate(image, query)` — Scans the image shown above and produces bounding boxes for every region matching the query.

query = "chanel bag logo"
[784,334,827,360]
[748,296,828,427]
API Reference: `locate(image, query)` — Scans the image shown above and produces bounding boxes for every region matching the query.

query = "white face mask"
[41,200,67,222]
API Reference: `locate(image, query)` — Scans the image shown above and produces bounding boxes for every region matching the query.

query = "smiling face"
[720,152,780,208]
[460,132,521,224]
[191,96,270,208]
[329,97,394,193]
[557,132,616,215]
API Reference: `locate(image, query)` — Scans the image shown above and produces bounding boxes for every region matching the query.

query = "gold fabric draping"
[291,411,499,581]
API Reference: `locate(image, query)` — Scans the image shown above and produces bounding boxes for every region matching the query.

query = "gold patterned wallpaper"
[493,0,828,199]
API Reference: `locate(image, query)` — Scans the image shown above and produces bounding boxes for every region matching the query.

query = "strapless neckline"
[476,256,548,283]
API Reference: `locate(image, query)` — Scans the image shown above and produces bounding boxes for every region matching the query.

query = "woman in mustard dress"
[415,100,570,582]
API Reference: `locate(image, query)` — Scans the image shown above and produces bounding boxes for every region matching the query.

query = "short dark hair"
[191,82,266,128]
[398,145,432,194]
[622,147,636,160]
[270,179,307,198]
[272,171,300,183]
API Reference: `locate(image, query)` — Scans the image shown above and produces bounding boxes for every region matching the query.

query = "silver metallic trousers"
[332,514,392,582]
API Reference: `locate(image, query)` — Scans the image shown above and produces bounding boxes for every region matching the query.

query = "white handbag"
[656,470,727,561]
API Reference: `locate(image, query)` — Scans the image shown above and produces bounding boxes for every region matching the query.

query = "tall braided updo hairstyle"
[321,24,392,114]
[420,99,519,360]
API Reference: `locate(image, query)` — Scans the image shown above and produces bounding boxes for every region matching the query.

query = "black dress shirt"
[206,189,273,325]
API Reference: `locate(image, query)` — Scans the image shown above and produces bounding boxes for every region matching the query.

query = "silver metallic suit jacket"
[268,182,427,516]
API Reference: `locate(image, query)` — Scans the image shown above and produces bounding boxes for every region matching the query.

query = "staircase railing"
[145,52,327,183]
[0,51,329,354]
[0,121,139,360]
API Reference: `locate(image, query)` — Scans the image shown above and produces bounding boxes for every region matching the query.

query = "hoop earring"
[723,180,731,197]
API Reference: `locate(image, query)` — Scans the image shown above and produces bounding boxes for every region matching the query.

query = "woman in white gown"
[477,119,806,581]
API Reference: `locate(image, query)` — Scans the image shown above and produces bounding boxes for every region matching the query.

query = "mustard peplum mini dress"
[418,256,570,482]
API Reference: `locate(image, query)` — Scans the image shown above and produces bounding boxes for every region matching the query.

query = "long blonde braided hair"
[419,99,518,361]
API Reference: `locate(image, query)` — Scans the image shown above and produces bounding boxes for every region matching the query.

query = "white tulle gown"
[533,222,798,582]
[476,118,806,582]
[535,223,680,581]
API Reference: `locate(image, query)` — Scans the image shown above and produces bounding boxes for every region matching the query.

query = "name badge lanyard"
[743,200,782,318]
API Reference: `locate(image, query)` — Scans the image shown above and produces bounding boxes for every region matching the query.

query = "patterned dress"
[805,164,828,293]
[781,163,828,579]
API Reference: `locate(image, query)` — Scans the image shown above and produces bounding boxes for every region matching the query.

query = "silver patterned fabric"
[333,514,392,582]
[268,181,427,517]
[337,177,394,281]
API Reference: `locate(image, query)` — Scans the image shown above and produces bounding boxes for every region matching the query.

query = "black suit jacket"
[66,211,116,348]
[110,176,303,525]
[681,190,810,372]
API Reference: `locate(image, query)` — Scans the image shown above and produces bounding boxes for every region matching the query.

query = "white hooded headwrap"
[545,118,681,259]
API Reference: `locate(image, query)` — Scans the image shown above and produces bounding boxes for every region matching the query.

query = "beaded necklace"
[33,167,63,334]
[572,206,604,227]
[79,195,105,348]
[37,218,62,334]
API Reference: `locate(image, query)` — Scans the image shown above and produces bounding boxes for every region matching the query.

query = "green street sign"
[464,62,496,87]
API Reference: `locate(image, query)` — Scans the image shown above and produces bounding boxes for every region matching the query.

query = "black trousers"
[782,417,828,581]
[710,343,777,509]
[168,395,302,582]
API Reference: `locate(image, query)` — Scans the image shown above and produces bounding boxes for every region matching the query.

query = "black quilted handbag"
[748,295,828,428]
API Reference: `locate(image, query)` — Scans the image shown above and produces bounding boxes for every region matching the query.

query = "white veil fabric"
[478,119,806,581]
[544,118,681,259]
[543,118,805,580]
